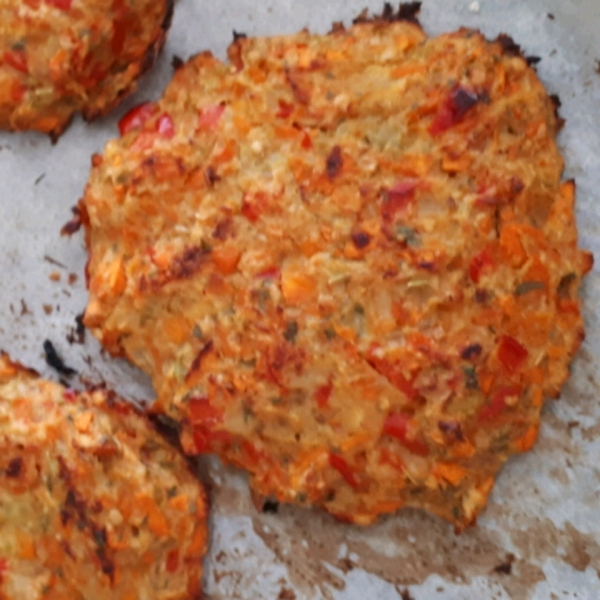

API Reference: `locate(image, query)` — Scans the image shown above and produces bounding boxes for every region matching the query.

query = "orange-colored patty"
[0,354,207,599]
[82,14,592,528]
[0,0,173,138]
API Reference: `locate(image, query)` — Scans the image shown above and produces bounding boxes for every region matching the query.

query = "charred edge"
[149,413,182,447]
[233,30,247,42]
[326,145,343,180]
[262,498,279,514]
[5,457,23,478]
[43,340,77,376]
[67,312,86,345]
[61,205,82,236]
[549,93,565,131]
[185,340,214,383]
[329,21,345,34]
[172,54,184,70]
[48,115,74,144]
[495,33,523,58]
[353,2,422,27]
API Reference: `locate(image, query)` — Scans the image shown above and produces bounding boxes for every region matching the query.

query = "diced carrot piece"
[451,440,476,458]
[107,256,126,295]
[135,493,170,537]
[433,462,468,486]
[74,411,94,433]
[531,387,543,407]
[499,224,527,268]
[17,531,37,560]
[442,154,472,173]
[186,525,207,558]
[168,494,189,512]
[516,425,539,452]
[163,314,190,344]
[281,271,315,304]
[212,245,241,275]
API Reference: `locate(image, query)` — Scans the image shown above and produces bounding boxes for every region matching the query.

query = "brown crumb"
[396,587,415,600]
[49,271,61,282]
[43,304,53,315]
[278,588,296,600]
[595,60,600,75]
[493,553,515,575]
[43,255,66,269]
[68,273,78,285]
[20,299,31,316]
[547,13,555,20]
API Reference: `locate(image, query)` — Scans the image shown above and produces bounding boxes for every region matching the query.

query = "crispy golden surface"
[0,0,173,139]
[82,17,592,528]
[0,354,207,599]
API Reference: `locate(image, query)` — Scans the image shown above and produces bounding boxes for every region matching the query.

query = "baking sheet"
[1,0,599,598]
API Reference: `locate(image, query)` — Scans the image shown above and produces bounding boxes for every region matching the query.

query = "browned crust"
[81,0,175,125]
[353,2,422,27]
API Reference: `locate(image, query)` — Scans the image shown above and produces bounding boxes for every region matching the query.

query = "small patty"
[81,13,592,529]
[0,0,173,139]
[0,353,207,599]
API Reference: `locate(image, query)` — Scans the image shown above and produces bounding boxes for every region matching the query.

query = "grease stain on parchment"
[201,355,600,600]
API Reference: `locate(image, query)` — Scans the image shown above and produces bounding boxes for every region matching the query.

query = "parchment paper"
[1,0,599,598]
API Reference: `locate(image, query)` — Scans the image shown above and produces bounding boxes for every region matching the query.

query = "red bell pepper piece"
[497,335,528,374]
[276,100,294,118]
[157,112,175,138]
[383,413,429,456]
[329,453,360,489]
[429,86,479,136]
[46,0,72,9]
[366,348,418,401]
[314,382,333,408]
[188,396,222,427]
[198,104,225,129]
[118,102,156,136]
[469,248,494,284]
[165,549,179,573]
[382,179,418,222]
[479,386,521,421]
[4,50,28,74]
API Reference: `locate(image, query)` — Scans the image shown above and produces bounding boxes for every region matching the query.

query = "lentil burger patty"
[0,353,207,599]
[82,11,592,528]
[0,0,173,138]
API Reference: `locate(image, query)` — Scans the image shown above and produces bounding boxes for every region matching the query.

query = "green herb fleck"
[515,281,545,296]
[283,321,298,343]
[463,366,479,390]
[257,287,270,312]
[324,328,337,340]
[395,225,420,247]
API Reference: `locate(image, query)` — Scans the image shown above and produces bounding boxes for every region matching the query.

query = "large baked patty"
[0,0,173,139]
[81,14,592,528]
[0,353,207,599]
